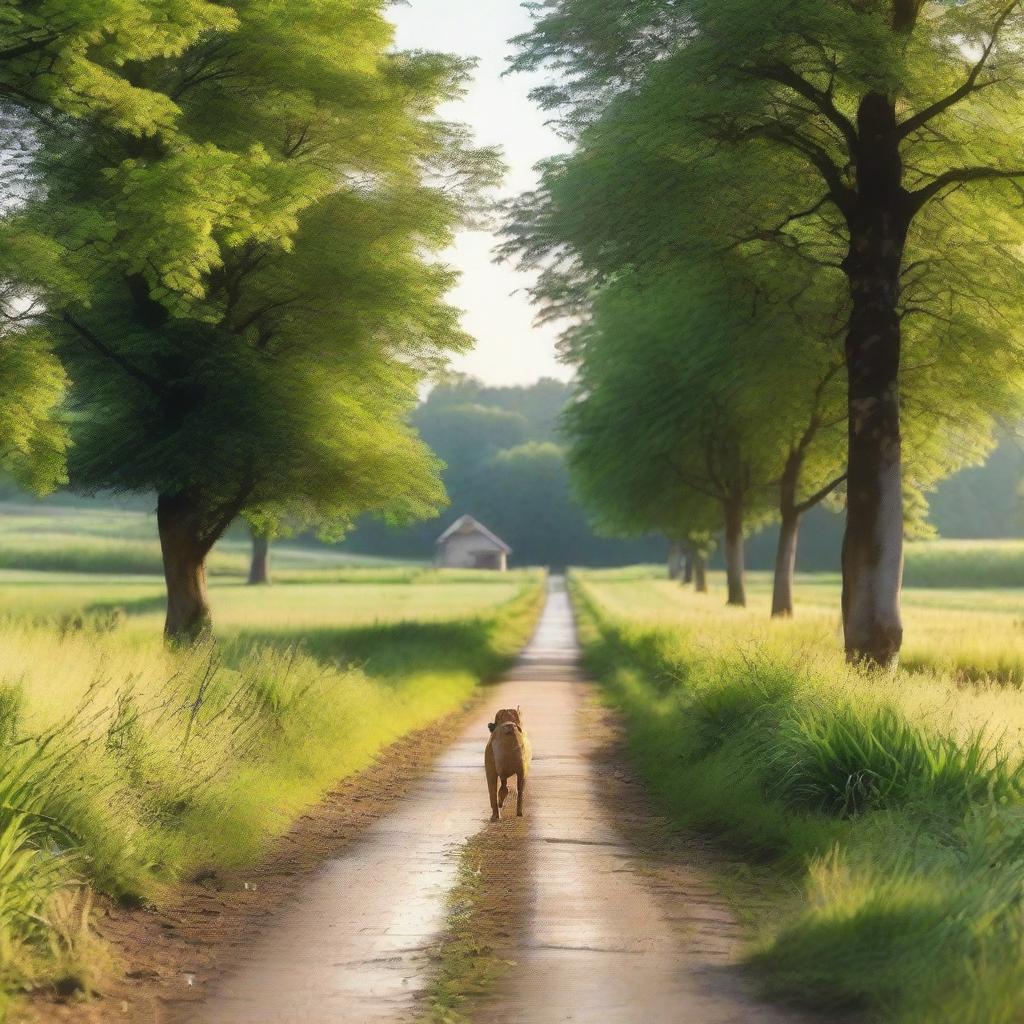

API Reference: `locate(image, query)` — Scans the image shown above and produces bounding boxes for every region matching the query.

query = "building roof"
[435,514,512,554]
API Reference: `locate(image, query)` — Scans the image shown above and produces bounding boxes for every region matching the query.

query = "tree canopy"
[509,0,1024,658]
[5,0,500,639]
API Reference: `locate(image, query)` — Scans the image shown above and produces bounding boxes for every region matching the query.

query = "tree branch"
[666,458,721,501]
[795,472,848,515]
[909,165,1024,213]
[197,467,257,554]
[0,35,58,63]
[230,295,301,338]
[755,61,858,153]
[737,122,855,216]
[898,2,1019,138]
[61,313,168,397]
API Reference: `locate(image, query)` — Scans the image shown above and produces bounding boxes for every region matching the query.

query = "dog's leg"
[486,759,500,821]
[498,778,509,809]
[516,771,525,817]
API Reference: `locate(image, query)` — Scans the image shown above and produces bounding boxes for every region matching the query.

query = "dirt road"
[187,577,799,1023]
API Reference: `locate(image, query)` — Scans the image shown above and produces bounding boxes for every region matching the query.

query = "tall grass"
[0,575,544,1010]
[572,573,1024,1023]
[581,569,1024,685]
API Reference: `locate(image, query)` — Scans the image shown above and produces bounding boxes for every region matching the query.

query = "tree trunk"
[694,553,708,594]
[157,493,213,643]
[772,513,800,618]
[841,92,908,666]
[667,541,683,580]
[683,549,694,585]
[723,499,746,607]
[248,532,271,585]
[772,452,802,619]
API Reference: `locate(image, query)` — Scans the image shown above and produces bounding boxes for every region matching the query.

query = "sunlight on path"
[183,593,555,1024]
[481,581,800,1024]
[185,578,798,1023]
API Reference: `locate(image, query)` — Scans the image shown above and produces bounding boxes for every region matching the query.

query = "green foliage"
[572,572,1024,1022]
[508,0,1024,638]
[344,377,666,566]
[561,256,846,544]
[0,0,234,132]
[0,573,543,1000]
[335,374,1019,572]
[929,434,1024,539]
[0,0,240,500]
[0,220,76,497]
[4,0,501,610]
[0,327,67,494]
[421,376,571,442]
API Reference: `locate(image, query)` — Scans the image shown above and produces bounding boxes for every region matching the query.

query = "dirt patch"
[15,697,487,1024]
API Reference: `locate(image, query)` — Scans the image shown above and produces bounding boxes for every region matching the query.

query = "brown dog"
[484,707,531,821]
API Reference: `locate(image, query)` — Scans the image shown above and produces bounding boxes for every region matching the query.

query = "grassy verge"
[0,574,544,1016]
[422,818,531,1024]
[579,568,1024,686]
[571,572,1024,1024]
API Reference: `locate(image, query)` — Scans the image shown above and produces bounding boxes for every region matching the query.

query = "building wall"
[436,533,507,571]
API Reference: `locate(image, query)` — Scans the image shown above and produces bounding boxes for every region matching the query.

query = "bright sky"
[390,0,571,386]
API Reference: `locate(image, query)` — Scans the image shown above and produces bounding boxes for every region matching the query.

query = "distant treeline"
[342,377,664,568]
[748,436,1024,573]
[4,378,1019,571]
[340,378,1023,570]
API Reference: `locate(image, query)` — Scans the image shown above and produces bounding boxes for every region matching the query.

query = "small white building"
[435,515,511,571]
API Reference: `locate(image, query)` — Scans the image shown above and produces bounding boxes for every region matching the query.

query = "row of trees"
[0,1,497,638]
[505,0,1024,664]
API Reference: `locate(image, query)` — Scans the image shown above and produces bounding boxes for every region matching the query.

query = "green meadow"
[572,564,1024,1024]
[0,508,544,1010]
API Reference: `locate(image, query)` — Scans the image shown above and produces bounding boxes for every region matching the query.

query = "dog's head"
[489,707,523,737]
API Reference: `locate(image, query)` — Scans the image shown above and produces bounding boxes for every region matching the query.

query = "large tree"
[20,0,498,639]
[511,0,1024,662]
[0,2,230,499]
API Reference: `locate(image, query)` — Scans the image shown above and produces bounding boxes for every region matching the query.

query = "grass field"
[0,568,534,636]
[4,497,1022,1019]
[587,565,1024,685]
[903,538,1024,589]
[572,568,1024,1024]
[0,560,545,1013]
[0,503,406,578]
